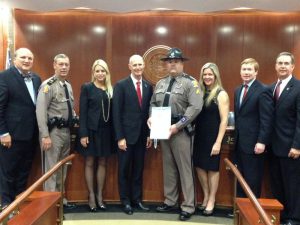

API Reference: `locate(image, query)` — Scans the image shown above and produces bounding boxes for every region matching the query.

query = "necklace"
[102,91,110,122]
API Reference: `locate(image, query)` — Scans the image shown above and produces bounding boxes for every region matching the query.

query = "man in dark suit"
[0,48,41,208]
[270,52,300,225]
[112,54,153,215]
[234,58,273,198]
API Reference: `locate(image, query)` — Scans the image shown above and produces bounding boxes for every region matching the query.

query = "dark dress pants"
[118,135,146,205]
[236,150,265,198]
[0,139,37,206]
[270,154,300,222]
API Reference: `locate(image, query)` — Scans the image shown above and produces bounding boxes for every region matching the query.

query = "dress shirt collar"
[130,74,142,87]
[277,74,292,87]
[243,78,255,88]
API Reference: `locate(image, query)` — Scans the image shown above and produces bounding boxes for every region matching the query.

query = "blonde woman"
[193,63,229,216]
[76,59,115,212]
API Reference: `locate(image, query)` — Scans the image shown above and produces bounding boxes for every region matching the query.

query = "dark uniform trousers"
[160,130,195,214]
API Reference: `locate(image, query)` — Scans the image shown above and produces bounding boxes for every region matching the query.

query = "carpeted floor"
[63,204,234,225]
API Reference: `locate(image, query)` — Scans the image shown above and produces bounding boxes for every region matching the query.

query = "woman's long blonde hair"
[91,59,113,98]
[199,62,223,106]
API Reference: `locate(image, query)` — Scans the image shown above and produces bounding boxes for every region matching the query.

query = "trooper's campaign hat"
[160,47,189,61]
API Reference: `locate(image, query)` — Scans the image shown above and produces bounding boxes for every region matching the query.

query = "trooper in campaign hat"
[149,47,203,221]
[160,47,189,61]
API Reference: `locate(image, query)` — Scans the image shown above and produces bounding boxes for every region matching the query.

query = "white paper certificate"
[150,107,171,139]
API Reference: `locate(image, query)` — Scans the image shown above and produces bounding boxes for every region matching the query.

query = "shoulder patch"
[43,85,49,93]
[192,80,199,88]
[180,116,187,123]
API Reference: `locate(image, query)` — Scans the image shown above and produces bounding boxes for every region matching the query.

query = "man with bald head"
[113,54,153,215]
[0,48,41,208]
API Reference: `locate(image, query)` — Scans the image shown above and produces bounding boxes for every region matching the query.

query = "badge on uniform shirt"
[192,80,198,88]
[43,85,49,93]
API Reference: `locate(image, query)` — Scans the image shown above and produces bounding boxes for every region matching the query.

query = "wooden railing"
[224,158,273,225]
[0,154,75,224]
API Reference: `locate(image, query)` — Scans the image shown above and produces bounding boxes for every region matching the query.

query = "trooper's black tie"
[163,77,176,106]
[63,84,72,126]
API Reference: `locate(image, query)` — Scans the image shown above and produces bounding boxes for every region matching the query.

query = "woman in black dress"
[77,59,114,212]
[193,63,229,216]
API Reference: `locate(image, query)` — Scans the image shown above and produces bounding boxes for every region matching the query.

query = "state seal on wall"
[143,45,171,85]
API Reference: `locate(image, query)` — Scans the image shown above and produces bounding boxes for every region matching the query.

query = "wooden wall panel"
[214,14,244,110]
[186,16,216,78]
[0,14,5,70]
[14,10,110,111]
[110,15,139,83]
[10,9,300,206]
[291,13,300,79]
[243,13,296,85]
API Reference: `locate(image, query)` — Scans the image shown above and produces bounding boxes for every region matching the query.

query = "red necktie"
[136,81,142,107]
[242,84,248,102]
[274,80,282,101]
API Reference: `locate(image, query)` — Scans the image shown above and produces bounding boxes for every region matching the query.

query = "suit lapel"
[276,77,294,107]
[32,75,40,97]
[235,86,242,113]
[127,76,141,109]
[11,67,34,105]
[239,80,258,110]
[141,79,150,109]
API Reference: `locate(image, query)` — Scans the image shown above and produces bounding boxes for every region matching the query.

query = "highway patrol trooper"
[148,48,203,221]
[36,54,76,208]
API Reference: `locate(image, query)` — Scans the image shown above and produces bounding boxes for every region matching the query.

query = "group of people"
[0,47,299,225]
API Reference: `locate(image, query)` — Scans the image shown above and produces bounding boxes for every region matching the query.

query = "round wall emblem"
[143,45,171,85]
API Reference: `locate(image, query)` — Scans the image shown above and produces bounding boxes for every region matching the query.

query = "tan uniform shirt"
[150,73,203,130]
[36,75,74,138]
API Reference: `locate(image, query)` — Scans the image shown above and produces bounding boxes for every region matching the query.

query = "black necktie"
[163,78,175,106]
[63,84,72,126]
